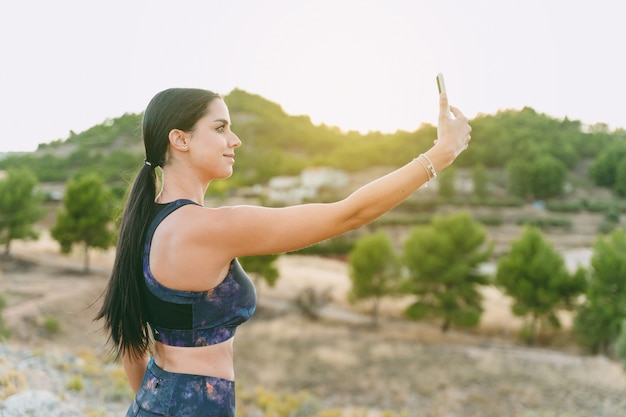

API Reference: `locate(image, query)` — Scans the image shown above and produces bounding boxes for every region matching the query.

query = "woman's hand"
[435,93,472,161]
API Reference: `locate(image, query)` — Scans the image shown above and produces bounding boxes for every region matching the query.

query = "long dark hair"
[96,88,221,360]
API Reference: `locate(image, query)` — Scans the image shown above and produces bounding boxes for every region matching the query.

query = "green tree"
[437,166,456,199]
[506,156,566,200]
[403,212,491,332]
[496,226,586,344]
[614,157,626,197]
[0,168,45,255]
[506,159,531,199]
[589,142,626,188]
[51,174,115,274]
[614,319,626,369]
[464,107,584,170]
[530,155,567,199]
[239,254,281,289]
[348,231,400,327]
[472,163,489,200]
[574,229,626,355]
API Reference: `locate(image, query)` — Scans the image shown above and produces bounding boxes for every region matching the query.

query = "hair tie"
[144,159,154,168]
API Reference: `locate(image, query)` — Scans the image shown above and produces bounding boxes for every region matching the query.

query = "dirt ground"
[1,233,625,417]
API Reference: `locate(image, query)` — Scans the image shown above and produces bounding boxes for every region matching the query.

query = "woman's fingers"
[449,105,467,121]
[438,93,451,119]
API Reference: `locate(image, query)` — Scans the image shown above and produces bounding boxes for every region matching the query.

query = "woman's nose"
[230,132,242,148]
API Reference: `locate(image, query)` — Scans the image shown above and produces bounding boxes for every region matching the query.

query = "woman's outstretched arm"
[185,92,472,259]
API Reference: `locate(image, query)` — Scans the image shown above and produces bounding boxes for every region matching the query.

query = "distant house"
[418,168,474,194]
[454,173,474,193]
[267,167,348,204]
[301,167,348,189]
[39,182,65,201]
[268,176,306,204]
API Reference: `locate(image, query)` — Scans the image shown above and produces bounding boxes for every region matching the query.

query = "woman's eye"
[217,126,225,133]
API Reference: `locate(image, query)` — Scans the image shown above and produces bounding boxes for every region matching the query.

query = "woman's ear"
[168,129,189,151]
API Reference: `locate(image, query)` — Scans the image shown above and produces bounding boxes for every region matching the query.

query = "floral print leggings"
[126,358,235,417]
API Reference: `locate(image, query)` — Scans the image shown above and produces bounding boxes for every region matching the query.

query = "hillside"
[1,89,624,197]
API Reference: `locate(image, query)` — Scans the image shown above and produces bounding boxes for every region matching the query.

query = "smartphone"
[436,73,447,94]
[436,73,450,116]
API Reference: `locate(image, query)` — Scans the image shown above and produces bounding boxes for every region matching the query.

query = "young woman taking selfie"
[96,82,472,417]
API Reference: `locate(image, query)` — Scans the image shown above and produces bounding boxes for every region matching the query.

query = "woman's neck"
[156,167,208,205]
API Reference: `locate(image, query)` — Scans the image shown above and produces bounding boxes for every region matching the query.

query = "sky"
[1,0,625,153]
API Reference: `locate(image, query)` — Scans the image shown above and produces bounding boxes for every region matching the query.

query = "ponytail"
[95,88,220,360]
[95,163,157,359]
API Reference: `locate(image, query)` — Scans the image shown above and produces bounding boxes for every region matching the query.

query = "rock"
[0,390,85,417]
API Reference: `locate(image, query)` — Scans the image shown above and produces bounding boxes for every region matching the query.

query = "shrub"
[586,199,615,212]
[0,295,11,340]
[294,287,332,320]
[253,387,320,417]
[614,319,626,370]
[374,212,433,226]
[545,200,584,213]
[476,197,525,207]
[0,369,27,399]
[105,373,134,402]
[477,214,503,226]
[66,375,84,392]
[291,236,354,257]
[42,316,61,336]
[516,216,572,230]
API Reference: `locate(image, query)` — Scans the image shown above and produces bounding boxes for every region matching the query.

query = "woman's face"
[186,98,241,181]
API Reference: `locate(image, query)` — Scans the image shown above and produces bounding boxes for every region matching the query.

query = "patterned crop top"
[142,199,257,347]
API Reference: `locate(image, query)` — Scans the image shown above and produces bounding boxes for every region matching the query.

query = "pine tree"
[496,226,586,344]
[51,174,115,273]
[574,229,626,354]
[239,254,281,289]
[0,168,45,255]
[348,231,400,327]
[403,212,491,332]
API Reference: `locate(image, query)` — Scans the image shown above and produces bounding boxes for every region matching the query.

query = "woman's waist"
[153,340,235,381]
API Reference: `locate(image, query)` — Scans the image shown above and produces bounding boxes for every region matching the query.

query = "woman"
[96,86,471,416]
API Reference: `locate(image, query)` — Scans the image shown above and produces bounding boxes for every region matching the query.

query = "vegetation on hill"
[1,89,625,198]
[1,88,626,351]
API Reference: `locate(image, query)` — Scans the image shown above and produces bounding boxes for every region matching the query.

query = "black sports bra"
[142,199,256,347]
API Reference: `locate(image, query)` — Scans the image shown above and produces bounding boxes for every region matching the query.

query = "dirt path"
[3,278,94,327]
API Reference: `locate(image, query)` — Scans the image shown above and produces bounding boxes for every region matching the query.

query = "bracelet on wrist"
[419,153,438,179]
[414,153,438,187]
[414,157,432,184]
